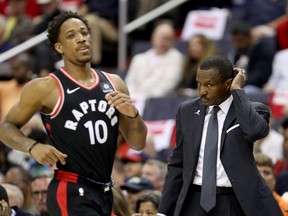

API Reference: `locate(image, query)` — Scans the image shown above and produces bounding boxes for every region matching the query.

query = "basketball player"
[0,11,147,215]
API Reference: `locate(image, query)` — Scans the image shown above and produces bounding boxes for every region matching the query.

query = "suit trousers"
[180,185,245,216]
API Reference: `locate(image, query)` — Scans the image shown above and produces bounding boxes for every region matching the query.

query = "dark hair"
[281,118,288,130]
[135,190,161,213]
[231,21,251,36]
[199,55,234,81]
[47,11,90,48]
[0,184,9,203]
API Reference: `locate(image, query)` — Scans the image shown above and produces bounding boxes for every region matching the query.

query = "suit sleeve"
[158,105,185,215]
[232,89,270,142]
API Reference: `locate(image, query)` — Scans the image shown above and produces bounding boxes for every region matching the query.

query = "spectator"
[120,176,154,212]
[3,167,37,214]
[0,53,34,120]
[254,116,285,164]
[228,21,276,94]
[25,0,42,18]
[111,158,126,188]
[0,184,11,216]
[121,150,147,179]
[264,49,288,93]
[133,190,161,216]
[141,159,167,191]
[31,173,52,216]
[231,0,288,40]
[0,0,33,52]
[32,0,62,77]
[129,0,176,42]
[254,153,288,215]
[275,16,288,50]
[78,0,120,66]
[274,118,288,177]
[111,186,134,216]
[276,170,288,201]
[263,48,288,119]
[0,53,43,136]
[33,0,61,32]
[125,21,184,98]
[0,15,10,54]
[177,34,217,97]
[0,141,17,179]
[1,183,33,216]
[0,0,41,18]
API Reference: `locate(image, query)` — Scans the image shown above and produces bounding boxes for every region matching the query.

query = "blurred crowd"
[0,0,288,215]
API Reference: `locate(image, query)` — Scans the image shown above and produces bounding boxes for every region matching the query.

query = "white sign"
[181,8,229,41]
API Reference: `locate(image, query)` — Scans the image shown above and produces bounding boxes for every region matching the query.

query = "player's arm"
[0,77,67,166]
[105,74,147,150]
[0,78,46,152]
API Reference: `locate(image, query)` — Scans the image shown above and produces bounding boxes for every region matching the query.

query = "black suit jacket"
[158,89,283,216]
[11,206,33,216]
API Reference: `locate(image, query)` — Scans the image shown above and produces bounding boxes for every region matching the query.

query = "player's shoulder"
[96,70,121,85]
[94,69,128,93]
[22,75,57,94]
[106,72,121,81]
[107,73,127,92]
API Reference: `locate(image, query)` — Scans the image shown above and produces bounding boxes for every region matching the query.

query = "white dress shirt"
[11,209,16,216]
[193,95,233,187]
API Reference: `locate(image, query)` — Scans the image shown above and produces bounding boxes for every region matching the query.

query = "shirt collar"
[207,95,233,114]
[11,209,16,216]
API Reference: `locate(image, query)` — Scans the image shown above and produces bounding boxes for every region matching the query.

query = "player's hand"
[230,68,246,90]
[105,91,138,118]
[30,143,67,167]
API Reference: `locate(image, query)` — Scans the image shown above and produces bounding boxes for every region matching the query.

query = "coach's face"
[196,68,231,106]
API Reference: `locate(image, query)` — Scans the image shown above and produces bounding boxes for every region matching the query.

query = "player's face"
[196,68,232,106]
[55,18,92,64]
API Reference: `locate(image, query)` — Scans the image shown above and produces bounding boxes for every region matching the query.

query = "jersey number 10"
[84,120,108,145]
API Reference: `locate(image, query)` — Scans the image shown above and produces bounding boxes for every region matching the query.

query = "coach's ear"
[225,78,233,91]
[54,43,63,55]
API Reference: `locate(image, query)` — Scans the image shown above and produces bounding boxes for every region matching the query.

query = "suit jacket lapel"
[189,101,206,157]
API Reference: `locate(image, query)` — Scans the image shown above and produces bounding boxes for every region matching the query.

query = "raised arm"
[105,74,147,150]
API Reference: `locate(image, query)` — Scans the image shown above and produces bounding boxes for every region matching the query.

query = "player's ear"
[54,42,63,55]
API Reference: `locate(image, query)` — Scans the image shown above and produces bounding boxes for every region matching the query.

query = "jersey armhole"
[41,74,64,118]
[102,71,118,91]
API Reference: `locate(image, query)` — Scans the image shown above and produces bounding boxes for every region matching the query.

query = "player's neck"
[63,63,94,83]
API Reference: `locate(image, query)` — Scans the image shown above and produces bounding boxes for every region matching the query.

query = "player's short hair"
[47,11,90,48]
